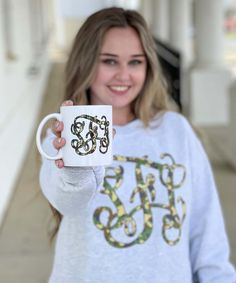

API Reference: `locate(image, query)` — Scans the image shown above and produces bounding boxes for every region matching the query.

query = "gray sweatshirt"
[40,111,236,283]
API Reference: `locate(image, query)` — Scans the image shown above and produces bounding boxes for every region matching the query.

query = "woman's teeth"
[110,86,129,91]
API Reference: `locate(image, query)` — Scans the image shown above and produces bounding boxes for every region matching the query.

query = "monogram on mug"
[36,105,113,167]
[70,114,110,156]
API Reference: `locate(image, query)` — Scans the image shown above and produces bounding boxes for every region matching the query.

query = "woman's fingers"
[53,137,66,150]
[53,138,66,168]
[52,100,73,136]
[52,101,73,169]
[62,100,74,106]
[55,159,64,169]
[52,120,64,137]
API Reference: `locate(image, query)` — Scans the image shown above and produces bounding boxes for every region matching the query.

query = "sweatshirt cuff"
[59,165,105,187]
[60,166,93,182]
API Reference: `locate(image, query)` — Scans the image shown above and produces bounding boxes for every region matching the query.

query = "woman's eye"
[129,60,142,66]
[102,59,117,65]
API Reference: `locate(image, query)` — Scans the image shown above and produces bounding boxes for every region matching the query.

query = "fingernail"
[54,121,60,129]
[65,100,73,105]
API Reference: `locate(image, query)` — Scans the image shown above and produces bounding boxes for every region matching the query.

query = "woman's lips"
[108,85,131,95]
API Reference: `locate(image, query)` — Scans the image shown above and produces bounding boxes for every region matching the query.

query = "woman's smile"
[108,85,131,95]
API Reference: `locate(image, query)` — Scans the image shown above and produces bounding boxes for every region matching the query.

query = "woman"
[40,7,236,283]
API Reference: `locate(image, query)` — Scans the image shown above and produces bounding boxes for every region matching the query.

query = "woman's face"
[90,27,147,120]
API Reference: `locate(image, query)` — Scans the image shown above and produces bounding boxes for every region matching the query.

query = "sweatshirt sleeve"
[185,122,236,283]
[39,131,105,216]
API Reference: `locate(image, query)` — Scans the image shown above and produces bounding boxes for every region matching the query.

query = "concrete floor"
[0,62,235,282]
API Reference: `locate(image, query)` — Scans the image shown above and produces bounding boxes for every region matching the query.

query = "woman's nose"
[115,65,131,81]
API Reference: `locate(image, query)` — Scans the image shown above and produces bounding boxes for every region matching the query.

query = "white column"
[29,0,44,57]
[0,0,52,228]
[151,0,169,42]
[194,0,224,68]
[41,0,51,44]
[53,0,66,50]
[10,0,33,67]
[0,0,5,70]
[139,0,153,27]
[169,0,191,66]
[0,0,5,100]
[2,0,15,61]
[190,0,231,125]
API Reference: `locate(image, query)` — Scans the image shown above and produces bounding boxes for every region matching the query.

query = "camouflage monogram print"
[93,154,186,248]
[71,115,110,155]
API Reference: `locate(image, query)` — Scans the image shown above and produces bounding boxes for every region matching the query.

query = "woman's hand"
[52,100,73,168]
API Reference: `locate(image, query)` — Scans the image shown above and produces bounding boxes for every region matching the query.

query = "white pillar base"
[190,67,232,126]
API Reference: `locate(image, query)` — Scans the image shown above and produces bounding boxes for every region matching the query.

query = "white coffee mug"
[36,105,112,166]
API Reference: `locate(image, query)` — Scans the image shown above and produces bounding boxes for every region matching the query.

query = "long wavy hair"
[65,7,169,124]
[50,7,170,240]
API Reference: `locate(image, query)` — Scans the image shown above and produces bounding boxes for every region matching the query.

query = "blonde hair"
[65,7,169,126]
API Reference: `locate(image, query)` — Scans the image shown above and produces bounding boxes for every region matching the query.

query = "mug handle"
[36,113,63,160]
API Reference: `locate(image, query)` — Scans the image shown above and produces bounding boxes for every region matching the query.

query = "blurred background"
[0,0,236,282]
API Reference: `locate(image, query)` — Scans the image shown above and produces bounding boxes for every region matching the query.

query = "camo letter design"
[93,154,186,248]
[71,115,110,155]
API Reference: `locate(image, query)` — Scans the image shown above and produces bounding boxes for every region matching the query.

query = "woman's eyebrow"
[100,53,146,57]
[100,53,118,57]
